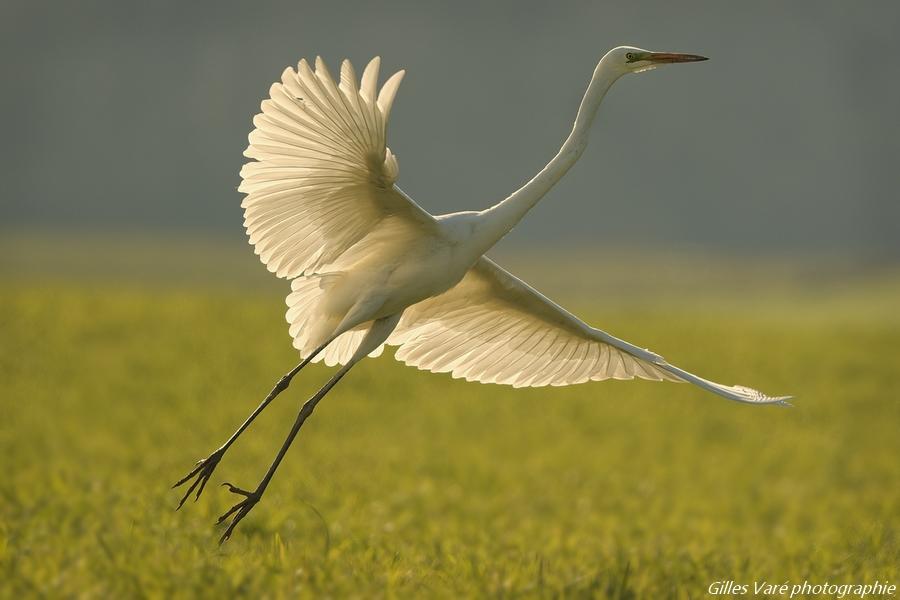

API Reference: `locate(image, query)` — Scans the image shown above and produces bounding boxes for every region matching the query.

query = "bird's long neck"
[471,57,623,255]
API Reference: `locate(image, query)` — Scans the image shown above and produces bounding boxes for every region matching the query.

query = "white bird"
[174,47,791,543]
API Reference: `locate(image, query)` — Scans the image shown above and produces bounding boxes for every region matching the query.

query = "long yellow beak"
[646,52,709,64]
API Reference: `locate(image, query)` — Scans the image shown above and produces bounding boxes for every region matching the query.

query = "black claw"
[172,462,204,489]
[221,482,253,497]
[216,486,262,543]
[176,476,202,510]
[172,450,224,510]
[216,503,241,524]
[194,471,212,501]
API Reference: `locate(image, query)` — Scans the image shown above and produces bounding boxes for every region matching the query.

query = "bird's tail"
[285,274,386,367]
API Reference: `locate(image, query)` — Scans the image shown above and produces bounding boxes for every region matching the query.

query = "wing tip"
[771,395,794,407]
[732,385,794,406]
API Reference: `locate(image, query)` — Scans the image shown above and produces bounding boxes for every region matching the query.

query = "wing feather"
[240,57,436,279]
[389,258,791,404]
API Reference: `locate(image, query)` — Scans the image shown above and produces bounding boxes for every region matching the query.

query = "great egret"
[174,46,791,543]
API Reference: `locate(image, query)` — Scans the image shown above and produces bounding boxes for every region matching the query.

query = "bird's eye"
[626,53,635,61]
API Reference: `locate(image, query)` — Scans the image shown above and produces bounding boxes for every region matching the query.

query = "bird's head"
[604,46,708,75]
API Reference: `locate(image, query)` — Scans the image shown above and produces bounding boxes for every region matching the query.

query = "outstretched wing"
[389,257,790,404]
[240,56,436,278]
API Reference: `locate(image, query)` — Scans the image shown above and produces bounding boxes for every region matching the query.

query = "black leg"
[172,344,326,509]
[217,361,354,544]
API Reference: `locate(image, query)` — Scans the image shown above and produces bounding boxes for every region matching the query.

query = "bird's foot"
[216,482,263,544]
[172,448,225,509]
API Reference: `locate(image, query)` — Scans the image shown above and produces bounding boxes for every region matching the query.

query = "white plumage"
[239,53,789,403]
[176,48,790,543]
[389,258,680,387]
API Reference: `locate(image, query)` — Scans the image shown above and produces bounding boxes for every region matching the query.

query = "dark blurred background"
[2,0,898,261]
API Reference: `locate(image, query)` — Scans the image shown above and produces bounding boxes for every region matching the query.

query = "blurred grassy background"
[1,235,897,597]
[5,2,899,595]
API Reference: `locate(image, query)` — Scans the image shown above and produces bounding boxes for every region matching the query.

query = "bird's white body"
[239,48,789,401]
[311,210,503,332]
[178,46,790,543]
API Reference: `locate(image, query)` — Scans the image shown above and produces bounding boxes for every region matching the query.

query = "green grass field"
[1,238,898,597]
